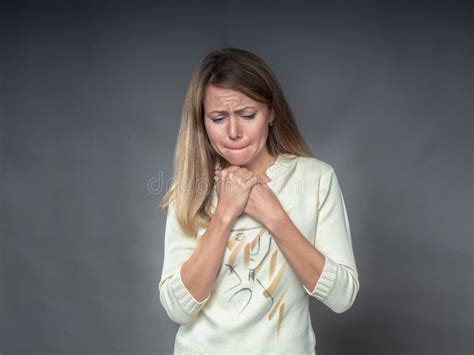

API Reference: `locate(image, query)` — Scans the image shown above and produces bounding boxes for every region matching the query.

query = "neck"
[244,150,278,181]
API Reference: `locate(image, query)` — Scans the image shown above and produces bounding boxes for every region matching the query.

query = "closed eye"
[211,117,224,123]
[211,114,256,123]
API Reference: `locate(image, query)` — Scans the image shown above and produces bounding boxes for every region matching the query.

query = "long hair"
[158,47,314,237]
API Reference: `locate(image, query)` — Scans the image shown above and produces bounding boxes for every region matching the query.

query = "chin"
[221,151,252,166]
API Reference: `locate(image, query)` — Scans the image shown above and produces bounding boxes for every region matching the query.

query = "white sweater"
[159,153,360,354]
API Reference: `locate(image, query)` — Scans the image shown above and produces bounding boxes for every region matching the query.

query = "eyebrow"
[207,106,257,116]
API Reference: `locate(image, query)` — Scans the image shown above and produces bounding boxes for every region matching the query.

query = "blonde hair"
[157,47,314,237]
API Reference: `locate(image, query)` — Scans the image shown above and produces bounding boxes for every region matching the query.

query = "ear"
[268,106,275,124]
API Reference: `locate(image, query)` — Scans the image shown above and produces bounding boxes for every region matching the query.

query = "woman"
[158,47,359,354]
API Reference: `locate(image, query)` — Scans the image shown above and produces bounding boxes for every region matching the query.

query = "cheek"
[205,126,222,146]
[253,125,269,142]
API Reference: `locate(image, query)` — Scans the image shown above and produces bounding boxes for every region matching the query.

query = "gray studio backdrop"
[1,1,472,354]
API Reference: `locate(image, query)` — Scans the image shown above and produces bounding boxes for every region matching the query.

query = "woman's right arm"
[180,207,236,302]
[158,203,236,326]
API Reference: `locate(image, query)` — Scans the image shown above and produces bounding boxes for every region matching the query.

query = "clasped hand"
[213,166,283,225]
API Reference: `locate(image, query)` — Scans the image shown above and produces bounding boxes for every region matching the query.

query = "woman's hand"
[244,175,285,227]
[214,166,260,221]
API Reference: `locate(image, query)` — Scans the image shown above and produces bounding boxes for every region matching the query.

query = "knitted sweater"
[158,153,359,354]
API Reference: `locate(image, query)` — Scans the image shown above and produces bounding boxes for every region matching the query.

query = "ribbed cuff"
[169,268,210,315]
[303,255,338,300]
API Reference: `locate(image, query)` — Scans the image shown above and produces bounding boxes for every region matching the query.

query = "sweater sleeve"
[303,166,360,314]
[158,203,210,325]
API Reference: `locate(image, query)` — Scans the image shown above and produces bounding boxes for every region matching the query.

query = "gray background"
[1,0,472,354]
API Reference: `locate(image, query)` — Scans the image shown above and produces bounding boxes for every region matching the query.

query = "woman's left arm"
[247,166,360,314]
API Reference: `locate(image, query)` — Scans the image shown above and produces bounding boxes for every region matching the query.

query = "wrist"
[214,206,237,228]
[264,208,289,235]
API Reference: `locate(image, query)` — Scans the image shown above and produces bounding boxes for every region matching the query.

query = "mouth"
[227,145,248,151]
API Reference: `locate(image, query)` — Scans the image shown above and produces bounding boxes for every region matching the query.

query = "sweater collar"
[213,152,298,182]
[265,153,298,182]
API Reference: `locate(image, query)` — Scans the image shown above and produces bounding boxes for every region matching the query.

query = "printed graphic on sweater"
[224,225,290,337]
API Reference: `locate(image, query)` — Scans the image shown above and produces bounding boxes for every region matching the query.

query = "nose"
[228,117,242,140]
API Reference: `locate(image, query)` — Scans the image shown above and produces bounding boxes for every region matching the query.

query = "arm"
[158,203,236,325]
[265,166,359,314]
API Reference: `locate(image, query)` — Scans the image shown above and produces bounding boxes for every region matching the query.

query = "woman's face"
[203,84,274,171]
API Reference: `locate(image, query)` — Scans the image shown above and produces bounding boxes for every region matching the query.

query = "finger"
[225,169,252,180]
[229,168,251,182]
[220,167,238,178]
[219,170,227,179]
[245,175,260,188]
[257,179,270,191]
[258,175,270,186]
[215,169,225,178]
[242,170,257,182]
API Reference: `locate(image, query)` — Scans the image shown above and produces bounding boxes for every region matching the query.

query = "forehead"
[203,85,259,109]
